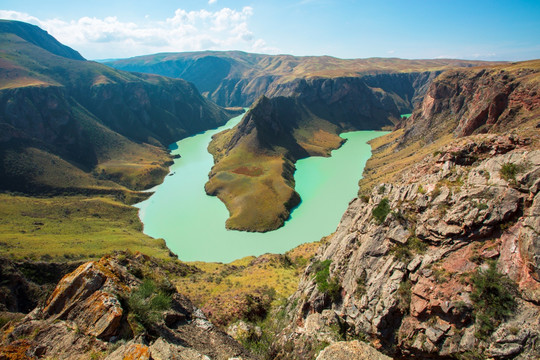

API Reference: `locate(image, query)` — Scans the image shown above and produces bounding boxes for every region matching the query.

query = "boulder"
[315,341,391,360]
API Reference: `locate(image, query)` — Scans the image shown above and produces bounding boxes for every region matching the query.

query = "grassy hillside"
[0,20,234,195]
[0,20,236,262]
[0,194,171,261]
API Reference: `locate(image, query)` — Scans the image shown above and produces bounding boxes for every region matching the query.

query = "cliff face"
[400,61,540,145]
[0,252,254,360]
[275,135,540,359]
[106,51,496,108]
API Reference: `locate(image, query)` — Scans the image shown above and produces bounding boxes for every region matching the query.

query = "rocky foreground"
[272,134,540,359]
[0,253,253,360]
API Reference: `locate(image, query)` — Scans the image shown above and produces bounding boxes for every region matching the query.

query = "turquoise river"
[136,112,387,263]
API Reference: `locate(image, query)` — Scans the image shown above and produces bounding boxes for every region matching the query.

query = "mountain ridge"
[105,51,504,107]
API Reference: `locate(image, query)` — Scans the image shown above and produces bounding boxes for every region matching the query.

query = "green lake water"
[136,113,387,263]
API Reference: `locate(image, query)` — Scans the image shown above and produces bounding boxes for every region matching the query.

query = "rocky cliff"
[271,61,540,359]
[400,60,540,146]
[273,134,540,359]
[0,252,254,360]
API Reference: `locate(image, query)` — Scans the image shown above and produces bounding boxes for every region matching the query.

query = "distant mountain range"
[105,51,502,107]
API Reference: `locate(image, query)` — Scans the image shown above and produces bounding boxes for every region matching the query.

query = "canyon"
[0,19,539,360]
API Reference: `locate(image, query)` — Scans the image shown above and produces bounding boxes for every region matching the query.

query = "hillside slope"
[0,20,234,195]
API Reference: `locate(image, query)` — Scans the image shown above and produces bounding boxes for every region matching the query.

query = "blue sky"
[1,0,539,61]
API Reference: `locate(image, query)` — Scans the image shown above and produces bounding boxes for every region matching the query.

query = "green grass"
[499,162,522,182]
[0,194,171,261]
[127,278,172,330]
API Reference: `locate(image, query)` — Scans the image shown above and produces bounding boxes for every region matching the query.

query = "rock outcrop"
[400,60,540,145]
[0,252,254,360]
[315,341,391,360]
[274,134,540,359]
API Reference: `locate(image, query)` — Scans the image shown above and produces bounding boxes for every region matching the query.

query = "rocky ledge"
[0,252,253,360]
[274,134,540,359]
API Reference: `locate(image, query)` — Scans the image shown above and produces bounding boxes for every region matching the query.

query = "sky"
[0,0,539,61]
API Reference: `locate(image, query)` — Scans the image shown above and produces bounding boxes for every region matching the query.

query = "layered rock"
[0,252,253,360]
[274,134,540,359]
[400,60,540,145]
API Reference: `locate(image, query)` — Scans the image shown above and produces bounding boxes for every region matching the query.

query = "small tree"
[471,261,517,339]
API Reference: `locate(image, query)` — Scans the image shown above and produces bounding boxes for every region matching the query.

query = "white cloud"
[208,0,218,4]
[0,7,279,59]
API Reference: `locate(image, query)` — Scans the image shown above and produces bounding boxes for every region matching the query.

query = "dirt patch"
[232,166,264,177]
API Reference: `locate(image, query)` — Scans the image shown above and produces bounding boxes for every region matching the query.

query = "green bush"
[397,280,412,313]
[499,162,521,182]
[312,260,341,302]
[390,236,427,262]
[372,198,390,224]
[128,279,172,329]
[470,261,517,339]
[313,259,331,287]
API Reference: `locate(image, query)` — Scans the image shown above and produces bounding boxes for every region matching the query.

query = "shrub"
[312,260,341,302]
[128,279,172,329]
[397,280,412,313]
[372,198,390,224]
[499,162,521,182]
[470,261,517,340]
[313,260,331,287]
[360,194,370,203]
[390,236,427,262]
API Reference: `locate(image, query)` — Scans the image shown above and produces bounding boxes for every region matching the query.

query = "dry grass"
[358,129,455,194]
[205,141,295,231]
[175,241,321,326]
